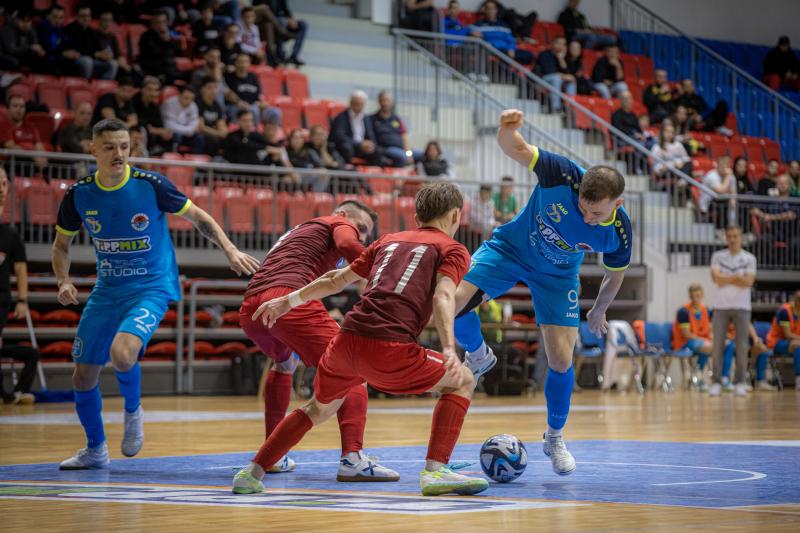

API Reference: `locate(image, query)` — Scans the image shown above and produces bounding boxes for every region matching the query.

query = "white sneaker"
[721,377,733,392]
[59,442,110,470]
[465,346,497,382]
[337,452,400,482]
[11,392,35,405]
[734,383,748,397]
[542,432,576,476]
[121,406,144,457]
[232,468,265,494]
[755,380,776,391]
[419,466,489,496]
[266,455,296,474]
[708,383,722,396]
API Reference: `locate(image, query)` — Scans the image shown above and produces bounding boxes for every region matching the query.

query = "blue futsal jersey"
[488,146,633,276]
[56,165,191,302]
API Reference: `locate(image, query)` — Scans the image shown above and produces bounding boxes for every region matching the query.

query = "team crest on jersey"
[131,213,150,232]
[71,337,83,359]
[545,203,562,223]
[93,237,151,253]
[85,217,102,234]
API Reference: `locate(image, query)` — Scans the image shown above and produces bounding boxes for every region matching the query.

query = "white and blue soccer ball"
[479,434,528,482]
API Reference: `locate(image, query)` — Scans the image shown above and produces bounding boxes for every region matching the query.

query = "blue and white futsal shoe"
[59,442,110,470]
[337,451,400,482]
[465,346,497,382]
[266,455,296,474]
[121,405,144,457]
[542,432,576,476]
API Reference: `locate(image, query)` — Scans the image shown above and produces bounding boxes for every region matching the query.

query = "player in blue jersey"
[454,109,632,476]
[52,119,261,469]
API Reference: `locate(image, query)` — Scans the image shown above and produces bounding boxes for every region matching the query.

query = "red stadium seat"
[161,309,178,326]
[271,96,303,131]
[213,342,248,356]
[707,139,729,159]
[175,57,194,71]
[728,140,746,160]
[188,341,216,358]
[37,83,68,112]
[302,99,330,130]
[691,157,715,177]
[254,67,284,97]
[744,142,764,163]
[127,24,148,60]
[582,49,601,77]
[724,113,739,135]
[286,193,316,227]
[40,341,74,359]
[113,24,130,59]
[161,85,180,103]
[145,342,177,358]
[309,192,335,216]
[284,70,309,100]
[40,309,81,326]
[634,56,655,83]
[26,181,58,225]
[226,190,255,233]
[23,112,55,144]
[90,79,118,94]
[326,100,347,120]
[222,310,240,327]
[760,139,781,162]
[255,189,288,233]
[68,86,96,109]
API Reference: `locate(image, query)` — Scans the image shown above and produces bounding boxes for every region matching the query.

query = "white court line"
[701,440,800,447]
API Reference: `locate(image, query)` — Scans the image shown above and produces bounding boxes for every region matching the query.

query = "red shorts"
[314,330,447,404]
[239,287,340,367]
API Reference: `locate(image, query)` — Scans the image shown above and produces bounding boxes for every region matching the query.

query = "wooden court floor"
[1,390,799,532]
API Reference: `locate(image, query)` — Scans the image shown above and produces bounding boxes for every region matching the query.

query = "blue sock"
[722,342,735,379]
[794,347,800,376]
[454,310,485,353]
[115,363,142,413]
[697,353,709,371]
[74,385,105,449]
[756,352,769,381]
[544,367,574,431]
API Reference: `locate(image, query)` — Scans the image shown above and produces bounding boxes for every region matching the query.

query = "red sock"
[264,370,293,439]
[253,409,313,470]
[426,393,471,465]
[336,385,367,454]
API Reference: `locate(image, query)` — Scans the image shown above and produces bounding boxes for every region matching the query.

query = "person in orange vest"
[673,284,716,391]
[766,290,800,390]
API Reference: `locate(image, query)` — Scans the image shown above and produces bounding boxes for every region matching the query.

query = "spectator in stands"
[93,76,138,128]
[193,2,224,56]
[638,114,656,150]
[493,175,518,223]
[644,69,674,124]
[700,155,735,225]
[611,91,647,173]
[238,6,266,65]
[95,9,131,79]
[535,36,576,112]
[219,23,244,66]
[224,53,281,126]
[591,44,628,99]
[708,225,757,397]
[789,160,800,197]
[139,10,184,85]
[0,9,46,72]
[766,290,800,391]
[750,174,799,248]
[196,77,228,157]
[224,110,269,165]
[675,79,731,135]
[307,125,349,170]
[161,85,201,154]
[287,128,329,192]
[56,101,93,154]
[63,5,116,80]
[470,1,533,66]
[472,184,498,239]
[480,1,538,41]
[671,105,691,137]
[672,284,714,390]
[191,46,226,107]
[133,76,172,156]
[400,0,436,32]
[732,157,756,195]
[763,36,800,92]
[565,40,592,95]
[557,0,616,50]
[331,90,383,165]
[0,168,39,405]
[443,0,470,45]
[267,0,307,67]
[420,140,451,178]
[0,95,47,170]
[371,90,419,168]
[652,120,691,188]
[35,4,83,77]
[264,119,300,188]
[757,159,780,196]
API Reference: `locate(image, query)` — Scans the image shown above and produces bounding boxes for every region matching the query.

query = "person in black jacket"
[63,6,117,80]
[763,36,800,92]
[535,36,576,111]
[287,128,330,192]
[138,10,185,85]
[264,0,307,66]
[591,44,628,99]
[223,110,269,165]
[330,90,384,166]
[192,2,225,56]
[643,69,674,124]
[675,79,731,134]
[611,91,646,173]
[557,0,616,50]
[0,10,46,72]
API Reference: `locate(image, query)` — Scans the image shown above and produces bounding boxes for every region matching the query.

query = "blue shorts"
[773,339,791,355]
[71,288,172,366]
[464,242,580,327]
[681,339,707,354]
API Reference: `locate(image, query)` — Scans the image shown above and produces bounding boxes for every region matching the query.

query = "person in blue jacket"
[469,0,532,66]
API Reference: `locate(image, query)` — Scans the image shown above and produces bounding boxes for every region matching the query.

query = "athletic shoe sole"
[421,480,489,496]
[336,473,400,482]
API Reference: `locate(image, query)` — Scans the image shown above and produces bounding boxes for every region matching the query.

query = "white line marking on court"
[701,440,800,447]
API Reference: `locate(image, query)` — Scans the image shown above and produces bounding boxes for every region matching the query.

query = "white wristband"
[287,291,304,309]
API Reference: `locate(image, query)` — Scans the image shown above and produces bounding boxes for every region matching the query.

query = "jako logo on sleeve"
[93,237,151,253]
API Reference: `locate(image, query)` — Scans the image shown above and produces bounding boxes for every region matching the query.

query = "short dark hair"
[336,200,378,224]
[415,182,464,223]
[206,45,221,55]
[725,224,742,234]
[688,283,703,294]
[93,118,128,138]
[480,184,492,192]
[237,109,253,120]
[6,94,25,106]
[579,165,625,202]
[48,4,65,15]
[501,175,513,183]
[152,9,168,19]
[200,76,217,88]
[117,74,134,87]
[180,85,195,94]
[241,6,255,16]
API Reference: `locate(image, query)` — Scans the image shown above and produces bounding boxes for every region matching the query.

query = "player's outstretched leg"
[420,364,488,496]
[454,282,497,382]
[110,333,146,457]
[233,396,345,494]
[540,325,577,476]
[264,355,298,474]
[336,385,400,482]
[60,364,110,470]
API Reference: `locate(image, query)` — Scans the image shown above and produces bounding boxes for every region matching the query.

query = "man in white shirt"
[161,86,201,154]
[471,184,498,239]
[700,156,736,222]
[708,225,757,397]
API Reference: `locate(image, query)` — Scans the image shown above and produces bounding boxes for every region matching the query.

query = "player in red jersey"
[239,200,399,481]
[232,182,489,497]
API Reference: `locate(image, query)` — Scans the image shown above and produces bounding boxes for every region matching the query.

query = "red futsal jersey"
[245,215,364,298]
[343,227,471,343]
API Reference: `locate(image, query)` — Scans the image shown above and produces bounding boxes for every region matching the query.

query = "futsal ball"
[479,434,528,482]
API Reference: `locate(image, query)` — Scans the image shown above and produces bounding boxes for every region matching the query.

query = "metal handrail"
[393,28,720,198]
[612,0,800,113]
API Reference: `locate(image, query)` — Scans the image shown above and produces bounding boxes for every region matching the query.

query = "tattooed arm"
[182,203,261,276]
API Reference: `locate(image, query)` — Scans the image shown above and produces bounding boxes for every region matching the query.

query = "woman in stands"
[421,141,452,178]
[732,157,756,195]
[652,121,691,203]
[286,129,329,193]
[565,40,592,95]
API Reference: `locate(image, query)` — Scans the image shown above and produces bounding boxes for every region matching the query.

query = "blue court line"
[1,441,798,509]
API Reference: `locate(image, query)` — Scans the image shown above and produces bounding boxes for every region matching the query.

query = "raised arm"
[181,203,261,276]
[496,109,537,168]
[252,267,364,327]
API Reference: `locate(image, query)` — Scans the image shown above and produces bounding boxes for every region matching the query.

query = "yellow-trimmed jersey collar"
[598,208,618,227]
[95,164,131,192]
